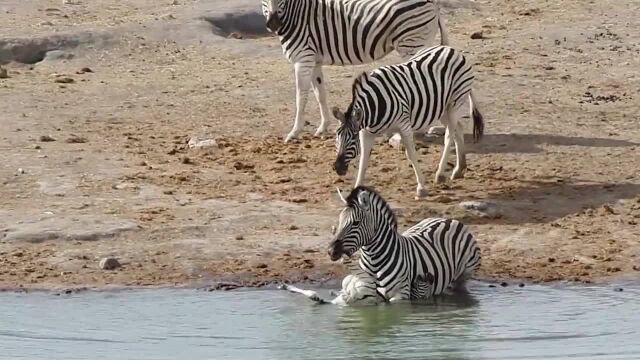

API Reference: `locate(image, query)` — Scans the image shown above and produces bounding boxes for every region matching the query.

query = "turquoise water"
[1,282,639,359]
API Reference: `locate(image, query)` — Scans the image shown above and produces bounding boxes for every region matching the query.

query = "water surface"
[2,282,639,359]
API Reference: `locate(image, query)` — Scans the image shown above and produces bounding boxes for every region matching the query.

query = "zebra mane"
[345,186,398,230]
[342,71,370,128]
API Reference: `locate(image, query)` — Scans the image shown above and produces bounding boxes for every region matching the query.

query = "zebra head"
[262,0,285,33]
[332,106,362,176]
[328,187,377,261]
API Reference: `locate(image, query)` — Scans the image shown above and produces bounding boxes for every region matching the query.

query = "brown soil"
[1,0,639,291]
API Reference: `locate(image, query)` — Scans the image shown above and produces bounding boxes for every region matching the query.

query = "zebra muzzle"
[328,240,343,262]
[334,157,348,176]
[265,13,282,33]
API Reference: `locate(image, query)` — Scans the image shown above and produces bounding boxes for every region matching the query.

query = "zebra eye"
[351,220,360,226]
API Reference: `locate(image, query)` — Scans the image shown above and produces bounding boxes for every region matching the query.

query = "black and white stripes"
[262,0,449,142]
[328,186,481,301]
[333,45,484,198]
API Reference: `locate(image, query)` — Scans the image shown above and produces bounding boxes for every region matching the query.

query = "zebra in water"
[261,0,450,142]
[327,186,481,301]
[332,45,484,199]
[279,252,434,305]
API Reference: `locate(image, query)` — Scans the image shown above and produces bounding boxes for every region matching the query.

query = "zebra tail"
[437,6,450,45]
[470,91,484,143]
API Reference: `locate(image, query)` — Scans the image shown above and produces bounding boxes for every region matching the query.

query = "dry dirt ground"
[1,0,639,291]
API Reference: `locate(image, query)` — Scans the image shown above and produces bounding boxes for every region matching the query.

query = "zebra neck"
[277,0,312,43]
[360,228,403,269]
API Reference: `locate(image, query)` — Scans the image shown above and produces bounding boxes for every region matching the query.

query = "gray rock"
[44,50,74,61]
[99,257,121,270]
[458,200,502,218]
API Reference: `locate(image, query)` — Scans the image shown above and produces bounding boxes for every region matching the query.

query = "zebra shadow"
[416,133,638,154]
[452,179,640,225]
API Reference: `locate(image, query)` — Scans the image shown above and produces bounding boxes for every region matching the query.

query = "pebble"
[288,225,299,230]
[614,287,624,292]
[39,135,56,142]
[470,31,485,39]
[518,283,525,288]
[458,200,502,219]
[0,67,8,79]
[235,235,244,240]
[488,284,497,288]
[255,263,268,269]
[99,257,121,270]
[500,282,508,287]
[54,77,75,84]
[17,168,25,174]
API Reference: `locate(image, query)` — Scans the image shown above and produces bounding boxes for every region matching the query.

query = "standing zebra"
[261,0,450,142]
[328,186,481,301]
[332,45,484,198]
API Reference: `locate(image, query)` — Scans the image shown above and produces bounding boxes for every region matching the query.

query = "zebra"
[261,0,450,142]
[327,186,481,301]
[279,254,434,305]
[332,45,484,199]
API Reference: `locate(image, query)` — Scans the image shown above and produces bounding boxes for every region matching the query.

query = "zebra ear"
[332,107,346,123]
[357,191,370,210]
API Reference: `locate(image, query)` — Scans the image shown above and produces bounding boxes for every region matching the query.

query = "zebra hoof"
[284,132,299,143]
[434,174,447,184]
[277,283,289,291]
[451,168,465,180]
[415,187,428,199]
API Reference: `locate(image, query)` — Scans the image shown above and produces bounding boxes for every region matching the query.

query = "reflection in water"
[1,282,640,360]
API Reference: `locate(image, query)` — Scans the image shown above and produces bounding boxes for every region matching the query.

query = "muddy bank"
[1,0,640,291]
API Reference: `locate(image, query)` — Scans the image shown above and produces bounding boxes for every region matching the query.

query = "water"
[2,282,639,360]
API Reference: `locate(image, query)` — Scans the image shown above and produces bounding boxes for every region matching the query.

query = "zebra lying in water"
[279,256,435,305]
[261,0,449,142]
[332,45,485,198]
[327,186,481,302]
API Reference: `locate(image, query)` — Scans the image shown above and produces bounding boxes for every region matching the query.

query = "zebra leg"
[311,65,331,137]
[354,130,375,188]
[449,107,467,180]
[434,125,454,184]
[400,132,428,198]
[278,283,328,304]
[285,61,314,143]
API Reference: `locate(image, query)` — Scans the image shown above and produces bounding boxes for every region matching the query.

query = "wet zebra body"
[332,45,484,198]
[262,0,449,142]
[279,254,433,305]
[328,186,481,301]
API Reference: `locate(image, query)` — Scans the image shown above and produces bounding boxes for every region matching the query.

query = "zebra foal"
[328,186,481,301]
[332,45,484,199]
[262,0,450,142]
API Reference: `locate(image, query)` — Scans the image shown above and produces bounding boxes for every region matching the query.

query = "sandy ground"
[1,0,639,291]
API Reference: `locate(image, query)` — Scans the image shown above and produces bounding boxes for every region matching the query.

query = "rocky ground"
[1,0,639,291]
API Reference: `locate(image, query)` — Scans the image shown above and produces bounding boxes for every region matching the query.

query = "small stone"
[171,0,180,4]
[65,135,87,143]
[17,168,25,174]
[39,135,56,142]
[518,283,525,288]
[544,66,555,70]
[235,235,244,240]
[488,284,497,288]
[470,31,484,40]
[255,263,268,269]
[0,67,8,79]
[548,257,556,263]
[77,67,93,74]
[288,225,299,230]
[500,282,508,287]
[614,287,624,292]
[46,50,74,61]
[34,145,41,149]
[160,13,176,20]
[187,138,218,149]
[99,257,121,270]
[181,156,192,164]
[54,77,75,84]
